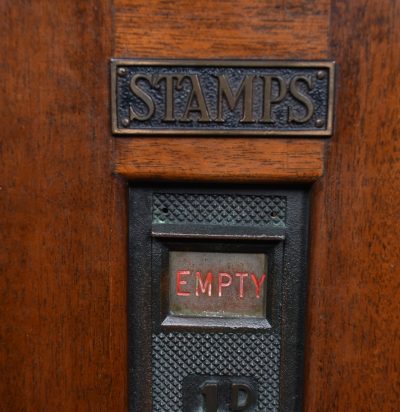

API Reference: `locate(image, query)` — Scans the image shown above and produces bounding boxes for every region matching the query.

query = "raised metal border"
[111,59,335,137]
[152,238,280,333]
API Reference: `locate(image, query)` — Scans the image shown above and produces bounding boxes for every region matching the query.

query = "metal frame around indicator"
[128,184,310,412]
[111,59,335,136]
[152,237,283,333]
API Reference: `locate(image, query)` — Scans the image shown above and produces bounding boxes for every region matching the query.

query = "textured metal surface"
[153,193,287,227]
[111,59,335,136]
[129,186,309,412]
[152,332,280,411]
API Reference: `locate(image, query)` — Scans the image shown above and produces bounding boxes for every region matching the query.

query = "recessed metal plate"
[111,59,335,136]
[129,185,309,411]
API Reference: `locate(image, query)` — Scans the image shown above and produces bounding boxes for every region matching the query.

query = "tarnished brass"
[111,59,335,136]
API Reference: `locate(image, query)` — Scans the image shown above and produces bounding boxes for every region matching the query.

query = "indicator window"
[169,251,267,319]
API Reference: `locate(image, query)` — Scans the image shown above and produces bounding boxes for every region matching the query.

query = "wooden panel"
[115,138,325,183]
[114,0,330,182]
[304,0,400,410]
[115,0,330,59]
[0,1,127,411]
[4,0,398,411]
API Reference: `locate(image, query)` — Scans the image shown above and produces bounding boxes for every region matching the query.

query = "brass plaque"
[111,59,335,136]
[168,251,267,319]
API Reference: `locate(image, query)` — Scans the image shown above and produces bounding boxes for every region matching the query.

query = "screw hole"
[161,207,169,214]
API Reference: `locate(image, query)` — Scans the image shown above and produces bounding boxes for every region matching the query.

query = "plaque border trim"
[111,59,335,136]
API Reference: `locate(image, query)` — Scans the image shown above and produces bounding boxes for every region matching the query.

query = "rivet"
[315,118,324,128]
[117,67,127,77]
[121,118,130,127]
[316,70,326,80]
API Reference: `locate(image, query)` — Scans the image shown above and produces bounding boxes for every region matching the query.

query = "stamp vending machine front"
[112,60,335,412]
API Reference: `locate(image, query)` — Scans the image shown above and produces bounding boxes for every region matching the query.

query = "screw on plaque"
[316,70,326,80]
[117,67,127,77]
[121,118,130,127]
[315,118,324,128]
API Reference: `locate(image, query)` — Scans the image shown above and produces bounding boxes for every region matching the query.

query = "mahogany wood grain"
[0,1,127,411]
[113,0,330,184]
[1,0,398,411]
[115,0,330,59]
[115,138,325,183]
[304,1,400,411]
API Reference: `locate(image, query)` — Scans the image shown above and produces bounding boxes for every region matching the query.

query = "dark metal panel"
[128,184,309,411]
